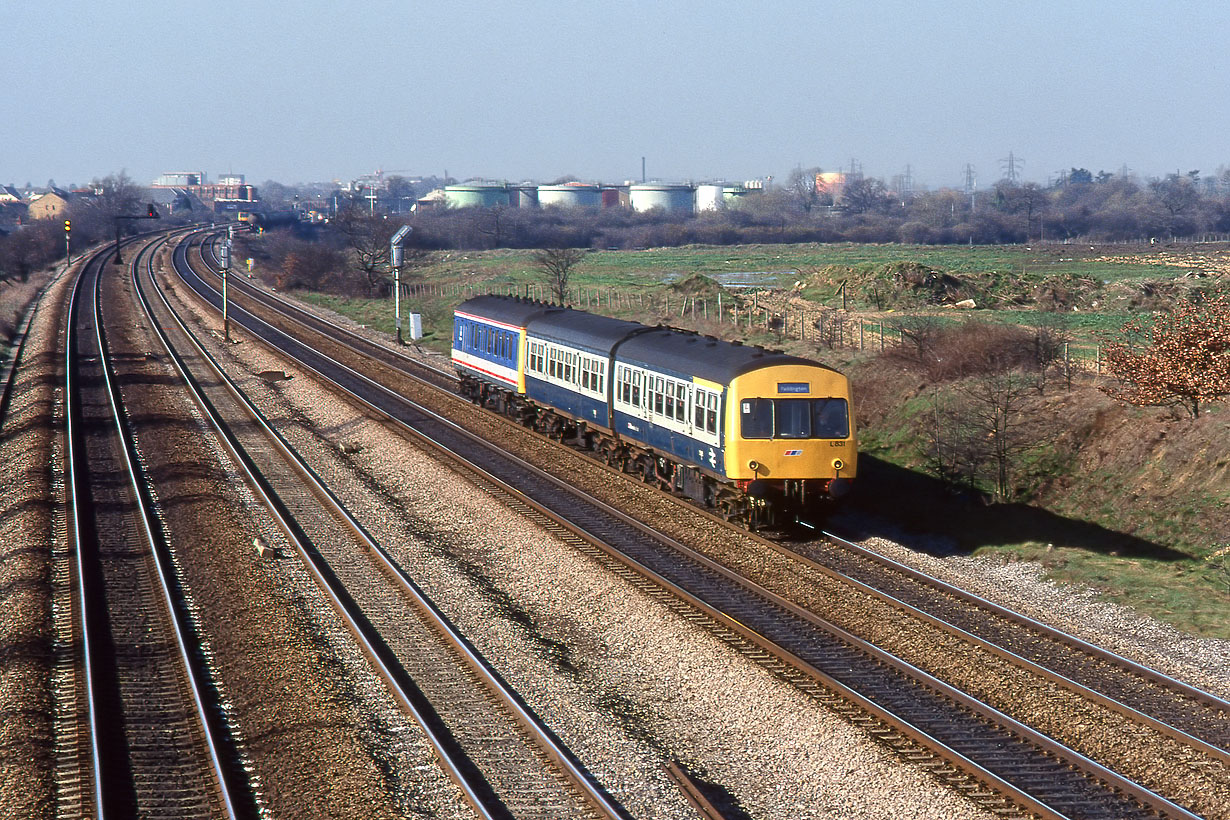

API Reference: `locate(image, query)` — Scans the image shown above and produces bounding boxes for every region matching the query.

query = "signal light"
[147,204,158,218]
[64,219,71,232]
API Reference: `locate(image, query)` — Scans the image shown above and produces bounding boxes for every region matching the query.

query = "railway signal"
[219,238,232,341]
[64,219,71,263]
[112,203,161,264]
[390,225,411,344]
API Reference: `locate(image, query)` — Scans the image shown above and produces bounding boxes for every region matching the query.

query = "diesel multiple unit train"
[451,295,857,527]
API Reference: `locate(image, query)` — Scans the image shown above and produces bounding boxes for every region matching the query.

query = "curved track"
[65,234,245,818]
[154,232,626,819]
[168,226,1223,819]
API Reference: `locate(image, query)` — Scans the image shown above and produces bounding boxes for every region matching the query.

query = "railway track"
[64,235,245,818]
[165,226,1226,818]
[150,233,626,819]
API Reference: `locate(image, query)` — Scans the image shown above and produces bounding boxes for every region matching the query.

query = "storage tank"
[445,183,510,208]
[695,184,725,212]
[509,185,539,208]
[536,183,601,208]
[723,185,750,206]
[629,183,694,213]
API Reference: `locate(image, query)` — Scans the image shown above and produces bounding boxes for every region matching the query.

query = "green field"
[414,242,1178,291]
[278,240,1230,638]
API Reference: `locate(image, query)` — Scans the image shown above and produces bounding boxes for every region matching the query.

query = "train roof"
[616,327,834,384]
[455,295,841,383]
[526,306,647,353]
[455,294,557,328]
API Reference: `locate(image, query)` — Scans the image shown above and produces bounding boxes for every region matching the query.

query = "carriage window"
[706,394,719,434]
[653,378,664,415]
[631,372,641,407]
[694,390,706,428]
[675,383,687,421]
[741,399,773,439]
[812,398,850,439]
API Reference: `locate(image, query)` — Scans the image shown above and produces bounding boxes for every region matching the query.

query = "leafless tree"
[923,368,1051,502]
[332,206,399,296]
[785,166,825,213]
[533,246,586,304]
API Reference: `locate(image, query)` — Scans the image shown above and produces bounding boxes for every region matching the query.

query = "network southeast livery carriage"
[451,294,857,524]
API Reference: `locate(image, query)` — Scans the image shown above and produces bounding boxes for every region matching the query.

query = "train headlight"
[832,458,844,472]
[748,460,760,473]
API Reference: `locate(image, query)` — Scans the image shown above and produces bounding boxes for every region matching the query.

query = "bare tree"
[785,166,825,213]
[533,246,586,304]
[332,206,398,296]
[929,368,1049,502]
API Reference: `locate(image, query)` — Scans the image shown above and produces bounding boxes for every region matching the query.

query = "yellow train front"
[610,328,857,529]
[723,360,857,526]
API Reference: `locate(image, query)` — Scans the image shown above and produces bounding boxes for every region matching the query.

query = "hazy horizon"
[7,1,1230,191]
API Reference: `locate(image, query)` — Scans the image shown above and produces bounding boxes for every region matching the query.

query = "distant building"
[153,171,258,208]
[153,171,205,187]
[28,189,73,220]
[814,172,845,200]
[0,185,23,204]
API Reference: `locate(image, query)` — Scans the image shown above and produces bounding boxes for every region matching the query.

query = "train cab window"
[706,394,719,434]
[741,399,774,439]
[812,398,850,439]
[776,399,813,439]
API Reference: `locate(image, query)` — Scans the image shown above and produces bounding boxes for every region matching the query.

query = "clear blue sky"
[6,0,1230,190]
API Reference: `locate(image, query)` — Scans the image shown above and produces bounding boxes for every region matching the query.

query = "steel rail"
[811,530,1230,760]
[67,234,240,818]
[170,233,1201,820]
[193,232,456,384]
[158,234,625,819]
[192,228,1229,763]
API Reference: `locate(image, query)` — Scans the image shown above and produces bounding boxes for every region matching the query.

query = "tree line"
[291,168,1230,252]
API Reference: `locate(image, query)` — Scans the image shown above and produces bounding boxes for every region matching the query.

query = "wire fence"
[404,280,1109,374]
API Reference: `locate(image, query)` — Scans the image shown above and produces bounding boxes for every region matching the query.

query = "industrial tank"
[629,183,694,213]
[695,184,726,212]
[723,186,750,206]
[536,183,602,208]
[444,183,510,208]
